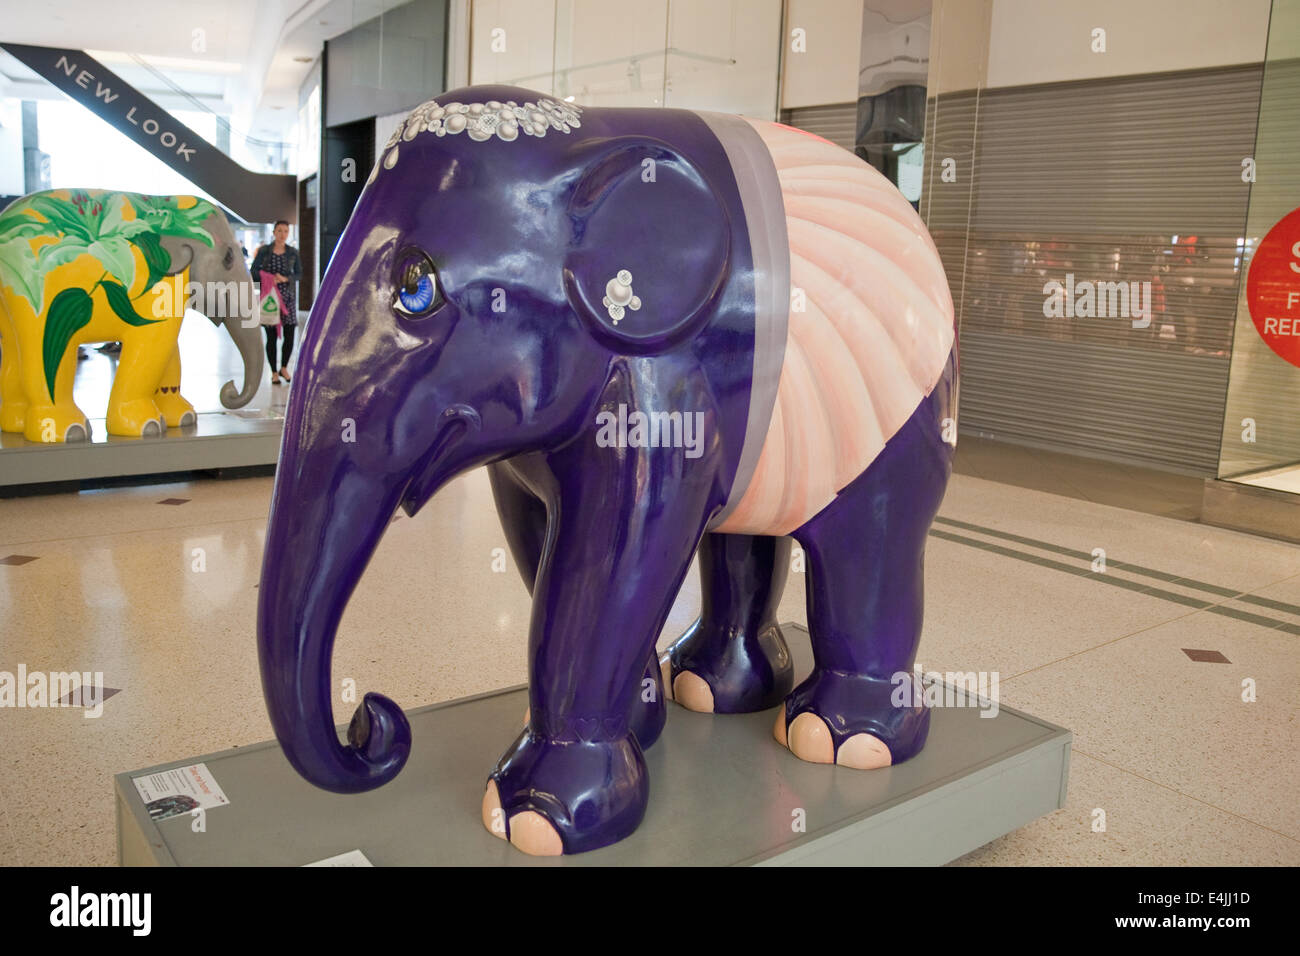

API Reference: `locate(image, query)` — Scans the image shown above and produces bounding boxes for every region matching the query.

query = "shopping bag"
[259,270,285,327]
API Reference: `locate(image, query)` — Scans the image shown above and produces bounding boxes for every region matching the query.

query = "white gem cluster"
[370,97,584,183]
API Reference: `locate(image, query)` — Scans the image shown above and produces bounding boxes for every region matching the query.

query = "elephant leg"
[482,454,711,856]
[16,317,88,443]
[152,344,196,428]
[487,461,549,590]
[661,532,794,713]
[0,302,28,434]
[775,387,953,770]
[105,325,176,437]
[487,461,667,750]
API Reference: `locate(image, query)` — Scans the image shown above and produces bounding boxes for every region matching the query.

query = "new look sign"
[1,43,295,223]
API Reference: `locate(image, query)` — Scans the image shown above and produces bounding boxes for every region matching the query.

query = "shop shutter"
[923,65,1264,474]
[780,102,857,151]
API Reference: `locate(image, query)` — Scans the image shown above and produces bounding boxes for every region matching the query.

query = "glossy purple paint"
[257,85,957,855]
[664,532,795,713]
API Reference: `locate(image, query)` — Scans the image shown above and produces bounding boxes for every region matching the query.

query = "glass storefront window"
[1217,0,1300,494]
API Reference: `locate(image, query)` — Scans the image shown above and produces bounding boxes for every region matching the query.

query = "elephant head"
[159,206,263,408]
[257,85,771,794]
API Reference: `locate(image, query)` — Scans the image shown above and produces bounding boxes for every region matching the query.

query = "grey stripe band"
[693,111,789,526]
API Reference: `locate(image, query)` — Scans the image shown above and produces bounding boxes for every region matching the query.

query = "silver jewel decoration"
[601,270,641,325]
[368,96,584,183]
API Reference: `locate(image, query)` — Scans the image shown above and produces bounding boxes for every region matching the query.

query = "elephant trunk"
[257,404,411,792]
[218,263,265,409]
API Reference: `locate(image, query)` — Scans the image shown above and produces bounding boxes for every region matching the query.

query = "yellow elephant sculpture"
[0,189,264,442]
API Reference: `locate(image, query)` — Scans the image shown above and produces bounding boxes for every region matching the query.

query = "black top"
[251,243,302,326]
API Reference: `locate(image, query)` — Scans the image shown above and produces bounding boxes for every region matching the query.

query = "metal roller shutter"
[923,66,1264,474]
[780,102,857,151]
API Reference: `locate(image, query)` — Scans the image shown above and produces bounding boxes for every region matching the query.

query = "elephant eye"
[222,246,235,270]
[392,248,443,317]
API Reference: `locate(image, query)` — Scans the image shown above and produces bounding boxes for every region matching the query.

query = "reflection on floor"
[1234,465,1300,495]
[0,447,1297,865]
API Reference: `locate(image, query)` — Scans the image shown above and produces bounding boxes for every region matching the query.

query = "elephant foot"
[661,618,793,714]
[1,400,27,434]
[482,781,563,856]
[773,667,930,769]
[107,398,166,438]
[22,404,90,443]
[483,728,649,856]
[154,391,197,428]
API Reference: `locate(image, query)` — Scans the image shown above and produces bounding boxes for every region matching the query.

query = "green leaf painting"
[0,216,45,242]
[130,195,217,249]
[0,233,42,313]
[102,279,162,327]
[0,190,218,320]
[134,233,172,292]
[88,237,136,292]
[42,287,94,400]
[99,199,153,243]
[27,195,94,242]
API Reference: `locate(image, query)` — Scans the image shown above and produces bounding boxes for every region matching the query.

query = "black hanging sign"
[2,43,296,223]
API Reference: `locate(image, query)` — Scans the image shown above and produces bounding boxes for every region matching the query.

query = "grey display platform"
[0,325,286,487]
[0,410,283,486]
[116,625,1070,866]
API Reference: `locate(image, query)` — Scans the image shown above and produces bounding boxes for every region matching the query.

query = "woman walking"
[251,220,303,385]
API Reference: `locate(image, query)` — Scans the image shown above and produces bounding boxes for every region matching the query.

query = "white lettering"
[50,886,150,936]
[594,404,706,458]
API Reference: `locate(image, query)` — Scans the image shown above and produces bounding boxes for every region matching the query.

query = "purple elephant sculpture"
[257,86,957,856]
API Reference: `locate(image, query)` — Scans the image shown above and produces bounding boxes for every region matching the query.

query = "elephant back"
[713,119,955,536]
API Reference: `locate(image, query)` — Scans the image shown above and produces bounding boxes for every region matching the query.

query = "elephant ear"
[563,137,731,353]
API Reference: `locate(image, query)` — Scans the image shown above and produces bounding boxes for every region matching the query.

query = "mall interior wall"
[468,0,782,116]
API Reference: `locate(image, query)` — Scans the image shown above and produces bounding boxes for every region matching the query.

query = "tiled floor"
[0,445,1297,866]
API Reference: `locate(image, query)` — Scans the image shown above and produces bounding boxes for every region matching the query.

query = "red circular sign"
[1247,206,1300,368]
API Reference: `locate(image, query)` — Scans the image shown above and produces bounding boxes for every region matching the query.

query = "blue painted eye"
[392,250,443,317]
[398,274,436,312]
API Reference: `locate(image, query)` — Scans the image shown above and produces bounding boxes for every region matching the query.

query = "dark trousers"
[264,325,295,371]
